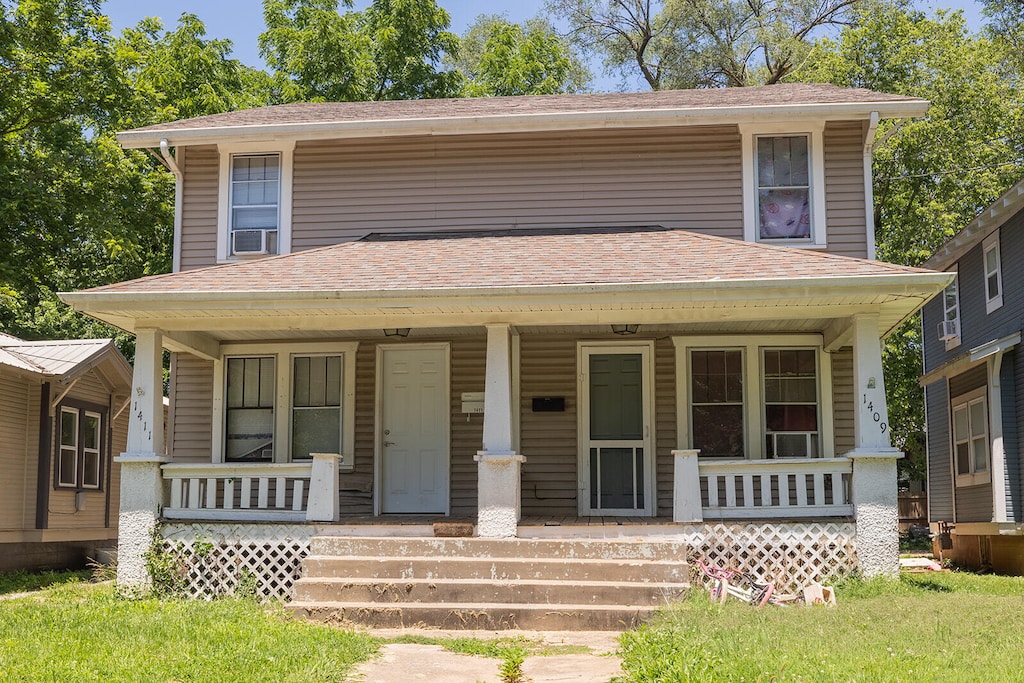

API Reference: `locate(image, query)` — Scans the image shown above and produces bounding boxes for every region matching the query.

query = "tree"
[546,0,882,90]
[793,8,1024,481]
[454,14,590,96]
[259,0,462,102]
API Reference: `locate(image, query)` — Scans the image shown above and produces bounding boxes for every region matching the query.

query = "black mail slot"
[532,397,565,412]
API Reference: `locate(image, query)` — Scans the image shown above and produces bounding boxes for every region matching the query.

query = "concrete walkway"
[349,629,624,683]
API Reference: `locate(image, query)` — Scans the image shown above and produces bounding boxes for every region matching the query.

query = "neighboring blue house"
[921,180,1024,573]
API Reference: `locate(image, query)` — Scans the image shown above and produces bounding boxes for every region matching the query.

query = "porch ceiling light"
[611,324,639,335]
[383,328,411,338]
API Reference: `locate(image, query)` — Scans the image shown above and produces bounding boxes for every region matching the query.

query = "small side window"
[983,233,1002,313]
[56,404,105,490]
[938,273,961,350]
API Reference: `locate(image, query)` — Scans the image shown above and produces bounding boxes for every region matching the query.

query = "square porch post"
[114,327,168,591]
[475,324,525,538]
[847,313,901,578]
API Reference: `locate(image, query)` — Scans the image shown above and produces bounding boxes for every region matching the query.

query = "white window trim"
[983,232,1003,313]
[58,406,79,487]
[211,341,358,464]
[952,385,991,487]
[740,122,827,249]
[82,411,103,489]
[216,141,295,263]
[673,334,834,460]
[944,270,961,351]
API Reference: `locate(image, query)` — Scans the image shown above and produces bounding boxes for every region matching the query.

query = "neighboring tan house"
[62,84,952,628]
[921,180,1024,573]
[0,333,131,571]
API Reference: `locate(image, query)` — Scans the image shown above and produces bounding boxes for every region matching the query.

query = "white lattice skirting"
[678,522,859,593]
[160,523,313,600]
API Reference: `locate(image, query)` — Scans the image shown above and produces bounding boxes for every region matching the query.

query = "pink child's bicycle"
[696,560,800,607]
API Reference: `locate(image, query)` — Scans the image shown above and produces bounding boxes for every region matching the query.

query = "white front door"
[579,343,655,516]
[378,345,450,514]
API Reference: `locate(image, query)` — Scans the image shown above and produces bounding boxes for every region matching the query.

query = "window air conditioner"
[231,229,276,256]
[937,320,959,341]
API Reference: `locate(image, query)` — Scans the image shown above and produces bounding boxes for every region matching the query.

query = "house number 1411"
[862,394,887,433]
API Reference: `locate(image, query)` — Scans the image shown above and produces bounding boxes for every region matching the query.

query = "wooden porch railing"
[675,453,854,521]
[161,454,341,522]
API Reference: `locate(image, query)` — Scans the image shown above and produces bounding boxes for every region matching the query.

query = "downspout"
[105,394,113,529]
[867,116,911,261]
[35,382,51,530]
[863,112,879,260]
[159,139,184,273]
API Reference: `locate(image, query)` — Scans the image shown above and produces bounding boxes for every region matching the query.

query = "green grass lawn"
[3,569,1024,682]
[0,578,377,682]
[620,571,1024,682]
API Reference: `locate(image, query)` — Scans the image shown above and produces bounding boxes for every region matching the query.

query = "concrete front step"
[301,554,688,582]
[308,535,689,561]
[292,535,690,630]
[290,601,653,631]
[292,576,687,605]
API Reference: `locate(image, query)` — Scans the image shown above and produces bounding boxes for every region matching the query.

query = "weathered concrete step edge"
[301,555,689,582]
[289,601,654,631]
[308,536,690,560]
[292,576,687,605]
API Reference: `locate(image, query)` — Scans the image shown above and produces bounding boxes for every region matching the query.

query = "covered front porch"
[60,227,952,592]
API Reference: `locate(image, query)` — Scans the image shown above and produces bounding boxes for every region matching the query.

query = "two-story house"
[921,180,1024,574]
[62,84,951,628]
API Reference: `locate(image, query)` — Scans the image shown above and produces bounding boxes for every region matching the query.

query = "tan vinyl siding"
[0,373,33,531]
[168,353,214,463]
[519,336,578,517]
[347,343,376,514]
[48,372,122,531]
[823,122,869,259]
[831,347,855,455]
[450,338,486,516]
[180,145,220,270]
[291,127,743,249]
[654,338,677,516]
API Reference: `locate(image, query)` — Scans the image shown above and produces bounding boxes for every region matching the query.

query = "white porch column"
[307,453,342,522]
[115,327,168,591]
[475,324,525,538]
[847,314,901,578]
[672,449,703,523]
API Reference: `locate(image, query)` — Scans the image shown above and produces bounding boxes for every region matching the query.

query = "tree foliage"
[793,7,1024,481]
[259,0,463,102]
[454,14,589,96]
[546,0,882,89]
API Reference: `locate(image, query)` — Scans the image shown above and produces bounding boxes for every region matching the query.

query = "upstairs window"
[983,233,1003,313]
[741,124,826,248]
[756,136,811,240]
[938,273,961,350]
[216,142,293,263]
[230,154,280,257]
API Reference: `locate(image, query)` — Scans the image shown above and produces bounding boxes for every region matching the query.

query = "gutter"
[159,140,184,273]
[116,100,931,149]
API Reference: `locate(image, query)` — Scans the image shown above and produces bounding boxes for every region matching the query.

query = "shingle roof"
[81,227,934,295]
[0,337,124,378]
[124,84,923,135]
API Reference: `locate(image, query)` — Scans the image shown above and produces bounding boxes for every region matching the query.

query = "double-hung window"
[676,336,833,460]
[56,404,104,489]
[939,273,961,350]
[983,233,1003,313]
[742,124,826,248]
[216,142,294,262]
[952,387,989,485]
[217,342,357,464]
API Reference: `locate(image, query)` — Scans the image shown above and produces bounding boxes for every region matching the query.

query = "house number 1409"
[862,394,887,433]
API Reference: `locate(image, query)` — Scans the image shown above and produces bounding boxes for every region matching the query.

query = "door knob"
[383,440,395,446]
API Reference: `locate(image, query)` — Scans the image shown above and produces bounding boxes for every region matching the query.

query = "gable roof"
[923,180,1024,270]
[0,335,132,385]
[117,84,929,149]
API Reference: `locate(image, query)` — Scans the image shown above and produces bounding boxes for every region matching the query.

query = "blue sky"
[102,0,985,91]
